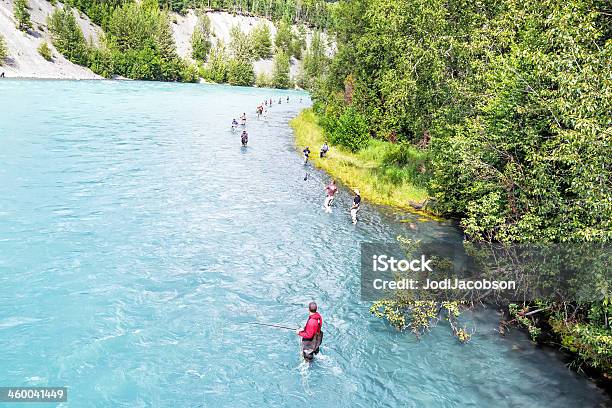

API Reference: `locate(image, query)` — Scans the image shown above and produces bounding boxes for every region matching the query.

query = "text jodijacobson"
[371,278,516,291]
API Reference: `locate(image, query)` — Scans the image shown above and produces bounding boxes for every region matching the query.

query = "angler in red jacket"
[296,302,323,361]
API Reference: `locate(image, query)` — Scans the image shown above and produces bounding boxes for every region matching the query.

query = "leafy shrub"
[382,143,430,187]
[255,72,271,88]
[87,45,114,78]
[111,45,161,80]
[271,51,291,89]
[37,42,53,61]
[251,22,272,59]
[226,58,254,86]
[47,7,88,66]
[326,108,370,152]
[180,62,199,83]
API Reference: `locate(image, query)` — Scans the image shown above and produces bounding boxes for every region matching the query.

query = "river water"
[0,80,608,407]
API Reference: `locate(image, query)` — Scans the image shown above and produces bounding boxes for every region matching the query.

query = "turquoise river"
[0,80,609,407]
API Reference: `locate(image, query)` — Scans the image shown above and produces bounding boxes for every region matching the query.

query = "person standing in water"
[241,130,248,147]
[323,179,337,213]
[303,146,311,164]
[240,112,247,126]
[320,141,329,158]
[350,189,361,224]
[296,302,323,361]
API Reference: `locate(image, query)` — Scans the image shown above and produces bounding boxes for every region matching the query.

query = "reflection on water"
[0,80,608,407]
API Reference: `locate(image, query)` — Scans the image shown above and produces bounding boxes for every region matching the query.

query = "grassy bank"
[291,109,436,217]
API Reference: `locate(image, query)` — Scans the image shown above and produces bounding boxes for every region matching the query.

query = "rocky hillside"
[171,10,302,80]
[0,0,100,78]
[0,0,324,80]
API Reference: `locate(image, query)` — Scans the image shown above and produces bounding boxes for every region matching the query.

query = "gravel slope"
[0,0,101,79]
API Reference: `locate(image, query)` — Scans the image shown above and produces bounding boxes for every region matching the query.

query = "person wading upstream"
[320,141,329,158]
[351,189,361,224]
[323,179,338,213]
[296,302,323,361]
[303,147,311,164]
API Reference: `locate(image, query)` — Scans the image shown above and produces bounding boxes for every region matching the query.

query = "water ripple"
[0,80,608,407]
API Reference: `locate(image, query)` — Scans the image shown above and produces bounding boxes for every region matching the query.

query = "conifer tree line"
[65,0,333,29]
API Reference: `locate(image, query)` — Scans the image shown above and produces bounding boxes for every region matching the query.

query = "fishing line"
[248,322,299,331]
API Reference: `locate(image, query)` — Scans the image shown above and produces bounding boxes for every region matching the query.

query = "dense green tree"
[274,19,293,55]
[103,2,188,81]
[300,30,326,88]
[155,12,178,60]
[63,0,124,28]
[428,0,612,244]
[47,7,89,66]
[226,58,255,86]
[191,12,212,62]
[271,50,291,88]
[229,25,253,60]
[87,43,114,77]
[326,107,369,152]
[14,0,32,31]
[202,40,228,82]
[290,25,306,59]
[250,22,272,59]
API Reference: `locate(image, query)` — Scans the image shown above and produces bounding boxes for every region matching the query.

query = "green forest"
[307,0,611,378]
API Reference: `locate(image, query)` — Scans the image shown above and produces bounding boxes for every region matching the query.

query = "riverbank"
[290,109,439,218]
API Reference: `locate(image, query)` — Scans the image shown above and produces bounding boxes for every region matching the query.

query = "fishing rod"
[249,322,299,331]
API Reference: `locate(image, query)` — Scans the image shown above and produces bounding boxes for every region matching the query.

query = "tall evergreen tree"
[272,51,291,88]
[47,7,88,65]
[191,12,212,62]
[251,22,272,59]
